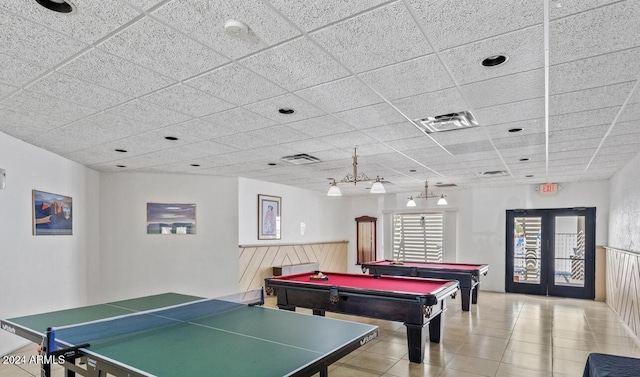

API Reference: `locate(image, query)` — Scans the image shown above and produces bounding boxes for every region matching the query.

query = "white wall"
[0,131,99,356]
[608,153,640,252]
[359,180,609,292]
[238,178,350,245]
[98,172,239,302]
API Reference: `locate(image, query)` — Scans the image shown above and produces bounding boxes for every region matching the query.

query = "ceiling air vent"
[479,170,508,177]
[414,111,479,134]
[281,153,321,165]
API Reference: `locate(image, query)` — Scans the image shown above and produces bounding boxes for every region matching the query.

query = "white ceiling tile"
[363,122,424,142]
[201,107,278,133]
[430,127,490,146]
[609,120,640,136]
[0,104,65,138]
[142,84,234,118]
[359,54,454,100]
[444,140,497,156]
[604,133,640,146]
[101,131,191,157]
[549,149,596,160]
[239,37,350,92]
[160,141,239,160]
[0,9,88,67]
[385,136,444,153]
[245,125,311,144]
[267,0,389,31]
[473,98,545,126]
[319,131,377,149]
[310,2,433,73]
[98,17,228,81]
[151,0,300,59]
[107,99,191,127]
[550,125,609,143]
[26,71,132,110]
[498,145,546,158]
[598,143,640,155]
[242,93,326,123]
[1,1,141,44]
[549,138,601,153]
[0,53,49,88]
[493,133,546,149]
[65,112,158,143]
[158,119,234,142]
[124,0,161,11]
[549,1,640,64]
[483,119,544,139]
[333,103,406,130]
[295,77,381,113]
[0,82,16,98]
[408,0,542,50]
[279,139,336,154]
[441,26,544,85]
[550,48,640,95]
[391,87,468,120]
[285,115,356,137]
[211,133,274,150]
[549,0,621,19]
[185,64,286,106]
[549,107,618,131]
[4,89,95,123]
[550,82,636,115]
[461,69,544,109]
[619,102,640,122]
[57,48,175,96]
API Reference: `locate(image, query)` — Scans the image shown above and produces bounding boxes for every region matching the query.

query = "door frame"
[505,208,596,299]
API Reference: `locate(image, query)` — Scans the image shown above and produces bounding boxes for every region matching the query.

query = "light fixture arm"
[327,147,385,195]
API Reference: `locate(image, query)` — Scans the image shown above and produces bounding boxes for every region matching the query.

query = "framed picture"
[146,203,196,235]
[258,194,281,240]
[32,190,72,235]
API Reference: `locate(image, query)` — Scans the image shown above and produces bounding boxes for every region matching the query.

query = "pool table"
[265,272,459,363]
[361,260,489,312]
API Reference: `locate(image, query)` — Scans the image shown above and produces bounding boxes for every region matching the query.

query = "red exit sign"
[538,183,558,195]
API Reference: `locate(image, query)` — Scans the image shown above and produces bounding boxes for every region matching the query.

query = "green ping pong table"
[1,291,378,377]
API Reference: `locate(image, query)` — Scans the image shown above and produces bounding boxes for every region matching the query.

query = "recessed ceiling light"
[409,169,417,173]
[508,128,523,133]
[526,175,534,178]
[268,163,277,166]
[35,0,77,14]
[519,158,529,162]
[114,149,127,153]
[116,165,126,168]
[278,108,295,115]
[164,136,178,141]
[481,55,508,67]
[190,164,200,167]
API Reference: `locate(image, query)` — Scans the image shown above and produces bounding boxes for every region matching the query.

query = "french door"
[506,208,596,299]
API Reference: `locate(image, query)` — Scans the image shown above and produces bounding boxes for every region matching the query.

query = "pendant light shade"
[406,197,417,207]
[327,180,342,196]
[437,194,448,206]
[369,176,385,194]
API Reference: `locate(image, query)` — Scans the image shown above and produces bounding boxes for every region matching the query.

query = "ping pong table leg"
[319,367,328,377]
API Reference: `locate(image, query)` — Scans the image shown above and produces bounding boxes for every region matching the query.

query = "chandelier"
[327,148,385,197]
[406,180,447,207]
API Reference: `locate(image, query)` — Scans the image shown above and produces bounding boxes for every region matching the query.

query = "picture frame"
[258,194,281,240]
[146,203,196,235]
[32,190,73,235]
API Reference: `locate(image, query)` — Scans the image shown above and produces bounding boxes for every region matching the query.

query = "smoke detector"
[224,19,250,39]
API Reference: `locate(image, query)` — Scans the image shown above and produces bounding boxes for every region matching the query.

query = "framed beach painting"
[32,190,73,235]
[258,194,281,240]
[146,203,196,235]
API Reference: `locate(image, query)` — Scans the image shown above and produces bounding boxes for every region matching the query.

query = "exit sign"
[538,183,558,195]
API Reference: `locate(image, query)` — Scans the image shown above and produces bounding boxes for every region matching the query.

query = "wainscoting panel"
[606,247,640,339]
[239,241,348,292]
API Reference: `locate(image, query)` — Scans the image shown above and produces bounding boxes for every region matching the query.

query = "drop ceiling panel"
[483,119,544,139]
[619,102,640,122]
[548,107,619,131]
[391,87,468,120]
[473,98,545,126]
[295,77,381,113]
[142,84,234,118]
[239,37,350,92]
[201,107,278,134]
[408,0,542,50]
[211,133,276,150]
[493,133,545,149]
[285,115,356,137]
[280,138,336,154]
[57,48,175,97]
[98,17,228,81]
[319,131,378,149]
[185,64,286,106]
[0,53,49,88]
[363,123,424,142]
[461,69,545,109]
[609,121,640,136]
[549,82,636,116]
[245,125,311,144]
[3,90,95,123]
[151,0,300,59]
[441,26,544,85]
[0,104,67,137]
[333,103,407,130]
[107,99,191,128]
[549,125,609,143]
[549,1,640,64]
[359,54,454,100]
[242,93,326,123]
[310,2,433,73]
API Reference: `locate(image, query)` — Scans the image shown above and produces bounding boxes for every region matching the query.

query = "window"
[392,213,444,262]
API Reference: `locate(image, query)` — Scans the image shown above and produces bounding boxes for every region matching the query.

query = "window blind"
[392,213,444,262]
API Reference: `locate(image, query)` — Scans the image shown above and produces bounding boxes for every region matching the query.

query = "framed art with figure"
[32,189,72,235]
[258,194,281,240]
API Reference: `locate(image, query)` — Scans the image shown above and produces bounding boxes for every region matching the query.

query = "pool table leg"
[472,285,479,304]
[405,323,428,363]
[460,288,471,311]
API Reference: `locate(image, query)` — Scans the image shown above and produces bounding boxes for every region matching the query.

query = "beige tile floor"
[1,291,638,377]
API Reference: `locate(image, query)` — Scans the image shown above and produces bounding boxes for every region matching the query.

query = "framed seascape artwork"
[258,194,281,240]
[146,203,196,235]
[32,190,73,235]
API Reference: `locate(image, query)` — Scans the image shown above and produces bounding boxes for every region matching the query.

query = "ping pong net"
[43,289,264,357]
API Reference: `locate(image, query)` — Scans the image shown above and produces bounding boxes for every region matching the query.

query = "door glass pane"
[513,216,541,284]
[554,216,585,287]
